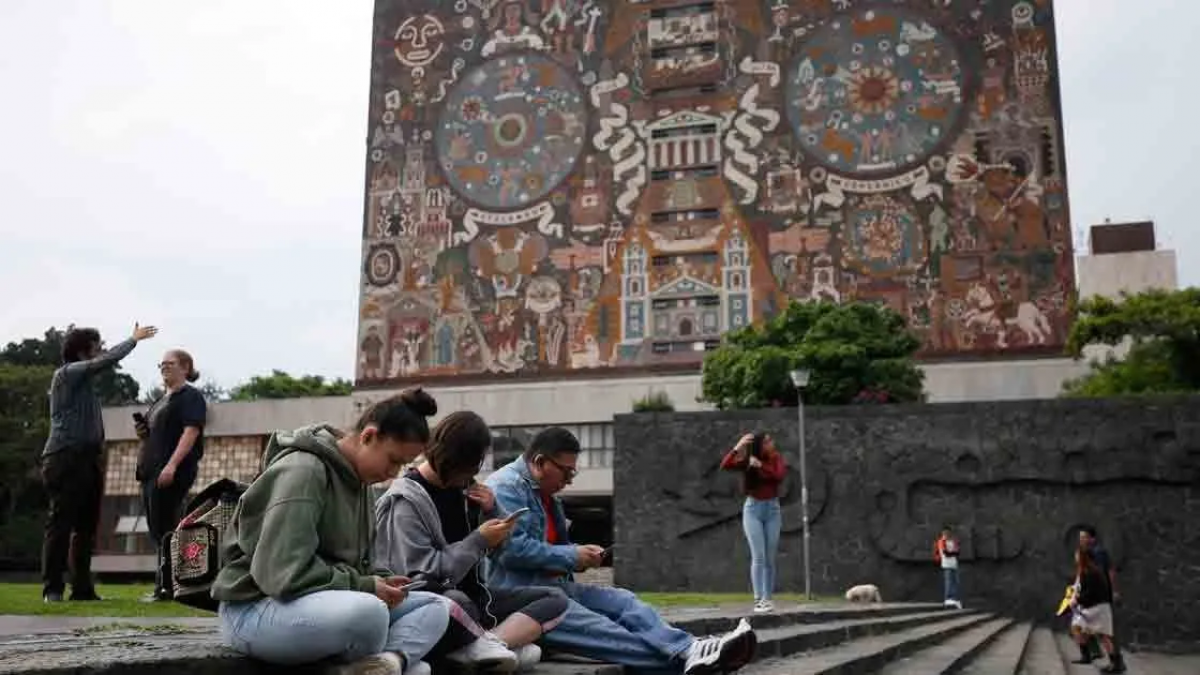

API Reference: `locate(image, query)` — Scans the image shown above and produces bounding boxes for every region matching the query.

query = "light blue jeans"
[743,497,782,602]
[219,590,449,667]
[943,568,960,602]
[538,581,694,671]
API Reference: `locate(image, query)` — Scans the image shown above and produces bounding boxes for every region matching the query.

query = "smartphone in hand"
[400,580,428,592]
[601,546,614,565]
[503,507,532,522]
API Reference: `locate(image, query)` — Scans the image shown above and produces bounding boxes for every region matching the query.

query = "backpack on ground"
[163,477,247,611]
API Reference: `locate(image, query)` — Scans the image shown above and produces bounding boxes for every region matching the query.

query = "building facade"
[357,0,1076,387]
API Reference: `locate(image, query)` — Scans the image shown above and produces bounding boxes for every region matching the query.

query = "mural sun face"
[394,15,445,68]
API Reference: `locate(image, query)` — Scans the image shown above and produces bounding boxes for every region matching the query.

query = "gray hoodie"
[373,473,506,594]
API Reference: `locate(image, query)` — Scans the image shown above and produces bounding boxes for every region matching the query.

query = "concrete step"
[741,612,996,675]
[958,621,1034,675]
[877,617,1015,674]
[753,609,979,661]
[1017,627,1066,675]
[674,603,954,637]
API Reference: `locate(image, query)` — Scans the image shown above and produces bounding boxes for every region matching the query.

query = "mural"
[356,0,1074,384]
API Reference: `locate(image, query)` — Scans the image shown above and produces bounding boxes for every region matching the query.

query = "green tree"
[701,300,926,409]
[1061,287,1200,397]
[141,380,229,404]
[229,370,352,401]
[0,327,141,405]
[0,363,53,563]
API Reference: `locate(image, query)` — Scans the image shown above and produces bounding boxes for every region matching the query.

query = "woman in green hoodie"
[212,389,448,675]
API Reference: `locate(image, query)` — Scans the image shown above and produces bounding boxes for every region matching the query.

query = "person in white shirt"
[934,526,962,609]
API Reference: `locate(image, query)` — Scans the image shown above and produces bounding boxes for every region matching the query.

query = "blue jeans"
[219,590,449,667]
[743,497,781,602]
[943,568,960,601]
[539,581,694,671]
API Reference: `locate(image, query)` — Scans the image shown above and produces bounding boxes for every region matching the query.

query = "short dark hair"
[426,411,492,480]
[62,327,101,364]
[355,388,437,444]
[1079,525,1098,539]
[525,426,581,461]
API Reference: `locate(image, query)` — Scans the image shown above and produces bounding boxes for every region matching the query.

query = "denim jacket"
[485,457,578,589]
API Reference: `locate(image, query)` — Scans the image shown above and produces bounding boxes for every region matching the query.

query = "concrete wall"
[1076,250,1178,301]
[612,398,1200,649]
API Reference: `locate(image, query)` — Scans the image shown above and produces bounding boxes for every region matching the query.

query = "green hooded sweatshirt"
[211,424,389,602]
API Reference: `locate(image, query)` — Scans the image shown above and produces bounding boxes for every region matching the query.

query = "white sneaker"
[402,661,431,675]
[445,632,519,672]
[683,618,757,674]
[516,643,542,670]
[332,653,402,675]
[753,600,774,613]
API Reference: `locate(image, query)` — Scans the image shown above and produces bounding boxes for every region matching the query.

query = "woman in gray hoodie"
[374,411,568,672]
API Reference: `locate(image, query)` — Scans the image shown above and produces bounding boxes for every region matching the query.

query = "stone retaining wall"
[612,396,1200,649]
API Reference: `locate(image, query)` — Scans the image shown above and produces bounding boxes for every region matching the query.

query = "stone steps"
[958,621,1034,675]
[1017,626,1068,675]
[753,609,977,661]
[876,617,1016,675]
[741,612,997,674]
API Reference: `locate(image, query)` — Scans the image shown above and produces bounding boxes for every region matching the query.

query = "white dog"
[844,584,883,603]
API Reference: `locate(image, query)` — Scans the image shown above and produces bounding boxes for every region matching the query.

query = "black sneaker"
[43,590,64,603]
[69,590,103,601]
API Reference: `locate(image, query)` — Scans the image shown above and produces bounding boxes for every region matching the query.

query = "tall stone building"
[356,0,1075,387]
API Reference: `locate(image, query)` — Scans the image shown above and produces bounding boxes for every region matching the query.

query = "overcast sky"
[0,0,1196,393]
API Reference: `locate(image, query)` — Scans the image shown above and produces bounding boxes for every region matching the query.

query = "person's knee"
[542,587,570,617]
[405,597,451,641]
[334,594,391,652]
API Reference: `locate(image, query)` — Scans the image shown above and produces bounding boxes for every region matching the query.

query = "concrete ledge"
[0,604,947,675]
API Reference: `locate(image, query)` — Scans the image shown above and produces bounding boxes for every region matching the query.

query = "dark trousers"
[40,446,105,596]
[141,472,194,595]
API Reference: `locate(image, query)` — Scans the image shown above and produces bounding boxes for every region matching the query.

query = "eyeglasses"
[542,455,578,481]
[158,361,178,369]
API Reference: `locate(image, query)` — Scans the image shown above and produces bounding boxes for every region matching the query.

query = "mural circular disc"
[785,9,966,178]
[436,53,587,210]
[366,243,401,287]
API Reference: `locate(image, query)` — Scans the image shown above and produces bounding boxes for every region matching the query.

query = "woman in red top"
[721,433,787,613]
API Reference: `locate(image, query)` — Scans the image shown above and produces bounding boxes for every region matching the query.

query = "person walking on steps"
[934,526,963,609]
[40,323,158,603]
[1074,527,1126,673]
[721,432,787,614]
[1069,545,1125,673]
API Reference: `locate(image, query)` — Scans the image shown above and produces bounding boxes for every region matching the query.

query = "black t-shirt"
[136,385,207,482]
[405,469,485,603]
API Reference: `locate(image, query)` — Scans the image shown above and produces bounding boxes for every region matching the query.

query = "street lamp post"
[789,368,812,601]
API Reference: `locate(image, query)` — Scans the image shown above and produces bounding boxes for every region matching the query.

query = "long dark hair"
[425,411,492,481]
[743,433,766,493]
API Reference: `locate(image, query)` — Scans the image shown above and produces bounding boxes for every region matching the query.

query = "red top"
[541,492,559,544]
[720,448,787,500]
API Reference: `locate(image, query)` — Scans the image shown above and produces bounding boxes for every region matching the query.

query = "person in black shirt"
[1069,544,1126,673]
[374,411,569,672]
[134,349,207,601]
[1079,526,1125,671]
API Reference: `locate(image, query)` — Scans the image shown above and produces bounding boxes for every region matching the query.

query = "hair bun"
[398,387,437,417]
[186,369,201,383]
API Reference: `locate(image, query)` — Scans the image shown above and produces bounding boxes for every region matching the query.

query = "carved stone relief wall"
[613,397,1200,650]
[357,0,1074,384]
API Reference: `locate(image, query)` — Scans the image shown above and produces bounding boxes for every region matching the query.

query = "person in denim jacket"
[486,427,758,674]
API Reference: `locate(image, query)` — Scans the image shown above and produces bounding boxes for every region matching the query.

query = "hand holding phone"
[601,545,614,564]
[400,579,428,592]
[503,507,532,522]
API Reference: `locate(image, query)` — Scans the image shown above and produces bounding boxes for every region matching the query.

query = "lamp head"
[790,368,810,388]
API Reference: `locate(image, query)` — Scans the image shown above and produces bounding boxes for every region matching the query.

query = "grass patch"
[638,593,836,608]
[0,584,209,617]
[0,583,835,617]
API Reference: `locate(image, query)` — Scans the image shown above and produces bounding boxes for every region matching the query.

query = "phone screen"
[504,507,531,521]
[401,580,428,591]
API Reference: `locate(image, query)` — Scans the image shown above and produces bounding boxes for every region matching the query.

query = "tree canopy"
[1062,287,1200,397]
[229,370,352,401]
[700,300,926,408]
[0,363,52,563]
[1,328,140,405]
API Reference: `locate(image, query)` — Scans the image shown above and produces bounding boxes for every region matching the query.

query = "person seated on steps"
[211,389,450,675]
[485,426,759,674]
[374,411,569,673]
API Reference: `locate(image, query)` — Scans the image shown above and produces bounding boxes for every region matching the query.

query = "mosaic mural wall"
[356,0,1074,384]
